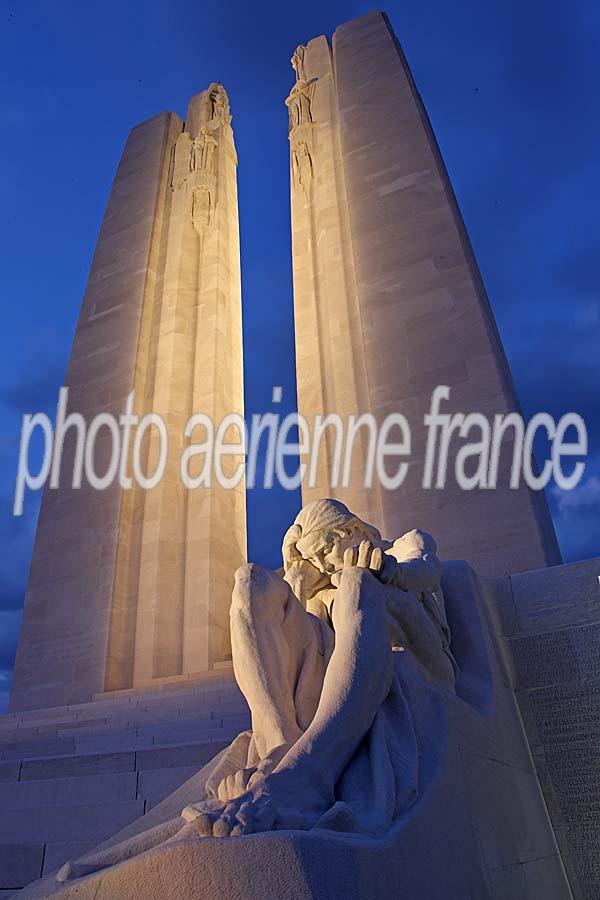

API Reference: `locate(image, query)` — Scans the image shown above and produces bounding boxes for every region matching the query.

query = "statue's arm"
[384,529,442,593]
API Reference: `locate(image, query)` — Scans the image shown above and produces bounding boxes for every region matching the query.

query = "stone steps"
[0,799,146,844]
[0,763,203,813]
[0,743,228,892]
[0,770,138,809]
[0,676,248,894]
[0,687,249,761]
[0,675,245,751]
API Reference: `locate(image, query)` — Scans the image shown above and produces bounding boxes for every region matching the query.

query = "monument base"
[0,672,248,893]
[12,563,571,900]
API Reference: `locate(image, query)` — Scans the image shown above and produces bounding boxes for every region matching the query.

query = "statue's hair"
[281,499,381,570]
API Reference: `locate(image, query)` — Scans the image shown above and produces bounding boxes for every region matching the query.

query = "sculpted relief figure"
[192,127,218,174]
[292,141,313,194]
[191,186,213,237]
[171,84,229,193]
[170,125,218,194]
[182,499,457,837]
[285,80,314,131]
[291,44,307,82]
[208,83,230,126]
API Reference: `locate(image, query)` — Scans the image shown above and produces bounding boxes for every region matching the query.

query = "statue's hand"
[215,742,293,801]
[284,557,329,606]
[330,540,385,586]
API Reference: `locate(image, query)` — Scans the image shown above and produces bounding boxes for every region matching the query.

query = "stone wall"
[486,555,600,899]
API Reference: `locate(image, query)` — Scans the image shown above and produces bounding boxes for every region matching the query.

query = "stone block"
[484,576,518,637]
[137,766,198,808]
[0,761,20,782]
[510,557,600,633]
[461,749,556,869]
[20,751,135,781]
[522,855,572,900]
[508,625,593,691]
[72,733,155,754]
[488,863,528,900]
[221,713,251,732]
[1,738,76,761]
[139,723,229,747]
[42,843,98,877]
[0,844,44,888]
[55,718,109,737]
[136,741,228,771]
[0,801,144,843]
[0,771,137,809]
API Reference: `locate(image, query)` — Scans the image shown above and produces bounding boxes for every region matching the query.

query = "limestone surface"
[11,84,246,713]
[13,502,569,900]
[487,555,600,900]
[288,11,560,577]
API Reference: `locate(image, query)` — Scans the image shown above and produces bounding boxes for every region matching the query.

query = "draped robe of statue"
[193,506,458,836]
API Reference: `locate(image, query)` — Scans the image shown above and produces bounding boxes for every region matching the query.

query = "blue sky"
[0,0,599,712]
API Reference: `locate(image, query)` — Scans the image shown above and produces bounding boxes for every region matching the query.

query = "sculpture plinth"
[14,535,570,900]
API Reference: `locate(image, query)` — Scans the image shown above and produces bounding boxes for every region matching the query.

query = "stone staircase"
[0,671,249,896]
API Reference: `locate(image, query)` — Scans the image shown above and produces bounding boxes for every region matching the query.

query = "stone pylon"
[287,12,560,578]
[10,85,246,711]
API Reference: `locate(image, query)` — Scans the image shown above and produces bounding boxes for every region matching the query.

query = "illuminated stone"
[288,12,560,578]
[10,86,246,712]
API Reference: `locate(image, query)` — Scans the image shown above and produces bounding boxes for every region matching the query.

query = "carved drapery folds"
[192,127,218,175]
[286,80,314,131]
[207,83,231,128]
[291,141,313,197]
[191,185,212,237]
[291,44,307,81]
[286,46,316,199]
